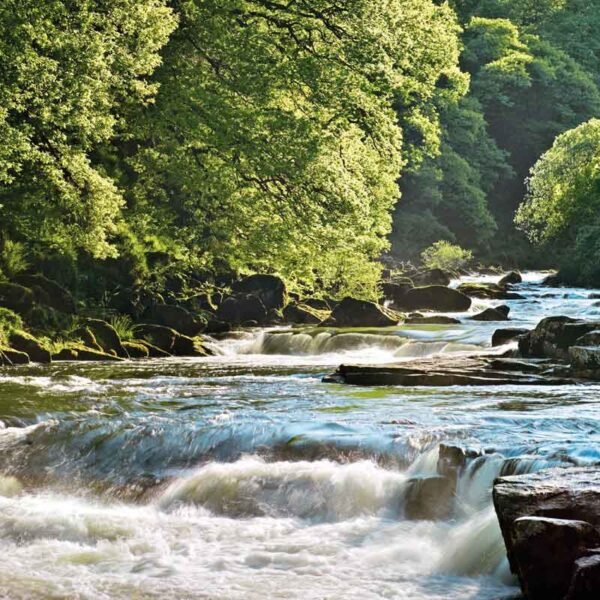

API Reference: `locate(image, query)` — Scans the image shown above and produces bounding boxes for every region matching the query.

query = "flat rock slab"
[324,356,574,386]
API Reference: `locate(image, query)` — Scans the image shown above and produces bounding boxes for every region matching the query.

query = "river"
[0,272,599,599]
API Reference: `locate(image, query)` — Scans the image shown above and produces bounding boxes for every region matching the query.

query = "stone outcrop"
[217,294,268,324]
[458,282,525,300]
[319,297,401,327]
[8,331,51,363]
[143,303,206,336]
[0,347,30,365]
[324,356,570,386]
[83,318,129,358]
[232,274,287,311]
[493,468,600,600]
[283,303,330,325]
[404,475,455,520]
[398,286,472,312]
[133,324,211,357]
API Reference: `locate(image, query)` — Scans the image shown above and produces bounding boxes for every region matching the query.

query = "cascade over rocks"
[398,285,471,312]
[493,468,600,600]
[319,297,401,328]
[232,274,287,311]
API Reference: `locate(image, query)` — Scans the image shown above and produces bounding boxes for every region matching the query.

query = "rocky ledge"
[324,355,574,386]
[493,468,600,600]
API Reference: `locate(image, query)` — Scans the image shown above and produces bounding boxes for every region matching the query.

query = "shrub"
[421,241,473,272]
[0,307,23,345]
[109,314,135,341]
[0,240,29,278]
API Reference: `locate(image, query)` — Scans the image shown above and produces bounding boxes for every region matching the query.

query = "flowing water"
[1,273,599,599]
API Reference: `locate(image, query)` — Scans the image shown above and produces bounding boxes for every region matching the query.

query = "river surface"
[1,273,599,599]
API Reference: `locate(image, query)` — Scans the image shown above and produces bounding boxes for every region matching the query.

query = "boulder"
[493,467,600,583]
[283,303,329,325]
[172,334,211,357]
[0,283,34,315]
[52,347,79,361]
[134,324,178,353]
[399,286,471,313]
[14,274,76,313]
[217,294,268,324]
[492,328,529,347]
[0,347,30,365]
[404,475,455,520]
[411,268,452,287]
[319,297,401,328]
[232,274,287,310]
[82,319,129,358]
[71,326,103,352]
[122,341,150,359]
[303,298,332,311]
[8,331,51,363]
[143,303,206,336]
[509,517,600,600]
[74,346,124,362]
[569,346,600,371]
[470,305,510,321]
[137,340,172,358]
[405,315,460,325]
[204,319,231,334]
[567,553,600,600]
[499,271,523,286]
[457,282,525,300]
[437,444,482,479]
[574,330,600,346]
[519,316,600,360]
[380,282,412,306]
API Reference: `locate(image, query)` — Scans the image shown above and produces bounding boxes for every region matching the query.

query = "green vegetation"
[1,0,600,318]
[421,241,473,272]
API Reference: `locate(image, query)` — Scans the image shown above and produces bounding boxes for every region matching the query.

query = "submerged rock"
[398,286,471,312]
[320,297,401,328]
[232,274,287,311]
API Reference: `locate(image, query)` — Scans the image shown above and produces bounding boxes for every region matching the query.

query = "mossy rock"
[53,347,79,361]
[172,334,212,357]
[0,283,34,315]
[134,324,177,352]
[15,274,76,314]
[137,340,172,358]
[69,344,124,362]
[8,331,51,363]
[82,318,128,358]
[71,326,103,352]
[122,340,150,359]
[0,347,30,365]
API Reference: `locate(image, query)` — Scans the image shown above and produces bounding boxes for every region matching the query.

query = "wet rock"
[143,303,206,337]
[569,346,600,371]
[567,553,600,599]
[172,334,211,357]
[283,303,330,325]
[83,318,129,358]
[303,298,332,311]
[470,305,510,321]
[0,347,30,365]
[411,269,452,287]
[519,316,600,360]
[492,328,529,347]
[319,297,401,327]
[542,273,562,286]
[381,282,412,306]
[327,356,570,386]
[458,282,524,300]
[0,283,34,315]
[8,331,51,363]
[122,341,150,359]
[134,324,178,352]
[14,274,76,313]
[404,475,456,520]
[509,517,600,600]
[499,271,522,286]
[74,346,125,361]
[405,315,460,325]
[398,286,471,313]
[232,274,287,311]
[137,340,171,358]
[217,294,267,324]
[493,467,600,600]
[574,330,600,346]
[437,444,482,478]
[204,319,231,334]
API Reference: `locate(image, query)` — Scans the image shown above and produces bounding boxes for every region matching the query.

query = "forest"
[1,0,600,316]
